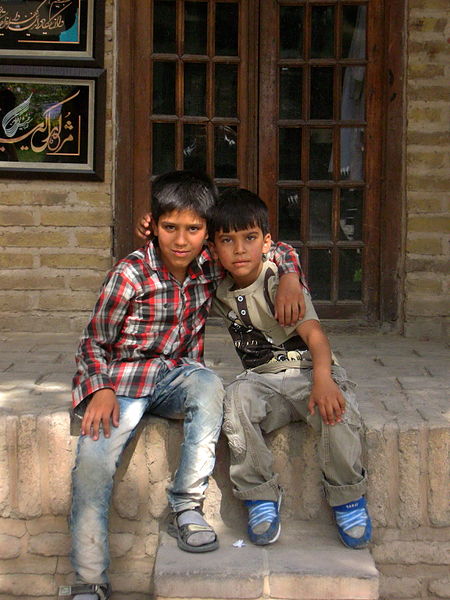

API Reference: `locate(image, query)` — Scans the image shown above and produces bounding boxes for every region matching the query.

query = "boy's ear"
[150,217,159,237]
[263,233,272,253]
[208,240,218,260]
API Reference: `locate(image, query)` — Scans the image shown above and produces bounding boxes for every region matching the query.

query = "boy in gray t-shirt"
[209,188,372,549]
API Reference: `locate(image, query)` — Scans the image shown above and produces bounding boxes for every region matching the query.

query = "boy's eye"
[247,234,257,241]
[189,226,201,232]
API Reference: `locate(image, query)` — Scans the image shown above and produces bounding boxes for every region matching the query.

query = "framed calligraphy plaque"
[0,67,105,179]
[0,0,104,66]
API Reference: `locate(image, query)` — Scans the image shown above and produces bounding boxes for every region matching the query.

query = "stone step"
[154,521,379,600]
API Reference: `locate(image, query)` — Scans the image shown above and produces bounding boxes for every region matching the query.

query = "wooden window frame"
[115,0,405,325]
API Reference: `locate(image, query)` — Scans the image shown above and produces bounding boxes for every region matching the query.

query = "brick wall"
[0,0,449,337]
[404,0,450,340]
[0,1,115,335]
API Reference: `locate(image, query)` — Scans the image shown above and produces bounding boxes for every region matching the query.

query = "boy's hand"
[275,272,305,326]
[81,388,120,440]
[135,212,152,240]
[308,378,346,426]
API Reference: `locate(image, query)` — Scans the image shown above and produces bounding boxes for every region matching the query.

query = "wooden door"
[116,0,387,321]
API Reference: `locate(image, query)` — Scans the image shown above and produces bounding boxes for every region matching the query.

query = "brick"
[46,413,72,516]
[0,555,57,575]
[429,577,450,598]
[0,210,35,226]
[406,238,443,255]
[428,428,450,526]
[40,209,112,227]
[17,416,41,518]
[0,273,65,291]
[69,273,105,291]
[0,254,34,268]
[408,40,449,58]
[408,86,450,102]
[372,541,450,564]
[379,575,422,598]
[0,313,75,334]
[75,230,112,248]
[0,231,72,248]
[407,175,450,192]
[408,63,445,78]
[408,106,445,123]
[397,428,423,529]
[409,17,448,32]
[40,253,111,270]
[410,0,450,8]
[408,150,447,168]
[366,426,398,528]
[0,573,55,596]
[38,292,98,311]
[406,256,450,274]
[407,193,446,213]
[76,192,111,206]
[110,533,137,557]
[407,131,449,145]
[0,293,35,311]
[408,216,450,233]
[28,533,70,556]
[26,516,69,536]
[405,277,443,294]
[0,534,21,559]
[406,296,450,316]
[0,519,26,537]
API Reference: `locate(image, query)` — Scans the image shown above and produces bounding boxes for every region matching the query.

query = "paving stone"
[154,522,379,600]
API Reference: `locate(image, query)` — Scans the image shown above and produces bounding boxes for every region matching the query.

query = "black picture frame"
[0,65,105,180]
[0,0,105,67]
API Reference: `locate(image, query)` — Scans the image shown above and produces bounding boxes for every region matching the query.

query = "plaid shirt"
[72,240,301,408]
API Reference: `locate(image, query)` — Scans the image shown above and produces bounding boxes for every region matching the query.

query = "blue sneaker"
[332,496,372,549]
[244,498,281,545]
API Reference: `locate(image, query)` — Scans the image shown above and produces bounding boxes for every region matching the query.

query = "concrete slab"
[154,521,379,600]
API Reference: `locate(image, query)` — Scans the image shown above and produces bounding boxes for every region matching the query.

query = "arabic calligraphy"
[0,0,74,34]
[0,90,81,156]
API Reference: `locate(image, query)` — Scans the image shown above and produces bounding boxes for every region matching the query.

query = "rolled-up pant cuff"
[232,476,280,502]
[323,471,367,507]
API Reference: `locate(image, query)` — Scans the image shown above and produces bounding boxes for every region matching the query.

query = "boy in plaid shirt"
[65,171,304,600]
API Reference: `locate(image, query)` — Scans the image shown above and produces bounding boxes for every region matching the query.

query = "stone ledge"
[154,522,379,600]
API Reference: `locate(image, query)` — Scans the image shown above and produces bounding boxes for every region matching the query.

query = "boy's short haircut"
[208,188,270,239]
[151,170,218,223]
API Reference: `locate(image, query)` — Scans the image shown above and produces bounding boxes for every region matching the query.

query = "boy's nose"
[174,231,188,246]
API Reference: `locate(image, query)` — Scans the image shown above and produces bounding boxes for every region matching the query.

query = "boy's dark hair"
[208,188,270,239]
[151,170,218,223]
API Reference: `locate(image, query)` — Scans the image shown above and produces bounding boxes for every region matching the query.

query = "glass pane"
[342,5,366,59]
[309,189,332,241]
[153,62,176,114]
[280,6,304,58]
[311,6,335,58]
[278,189,301,240]
[279,128,301,180]
[310,67,334,120]
[153,123,175,174]
[340,188,363,241]
[184,124,207,171]
[340,127,364,180]
[153,1,176,53]
[280,67,302,119]
[339,249,362,300]
[309,129,333,180]
[216,3,239,56]
[309,249,332,300]
[185,2,207,54]
[215,64,238,117]
[184,63,207,116]
[215,125,237,178]
[341,67,365,120]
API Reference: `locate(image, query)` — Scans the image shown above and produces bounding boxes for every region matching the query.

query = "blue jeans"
[70,364,224,584]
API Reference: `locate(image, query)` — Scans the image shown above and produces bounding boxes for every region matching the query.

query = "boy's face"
[152,209,208,281]
[211,226,272,288]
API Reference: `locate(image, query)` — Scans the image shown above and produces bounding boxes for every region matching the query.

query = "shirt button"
[240,309,246,316]
[237,296,243,302]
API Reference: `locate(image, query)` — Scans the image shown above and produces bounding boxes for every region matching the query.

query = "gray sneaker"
[58,583,111,600]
